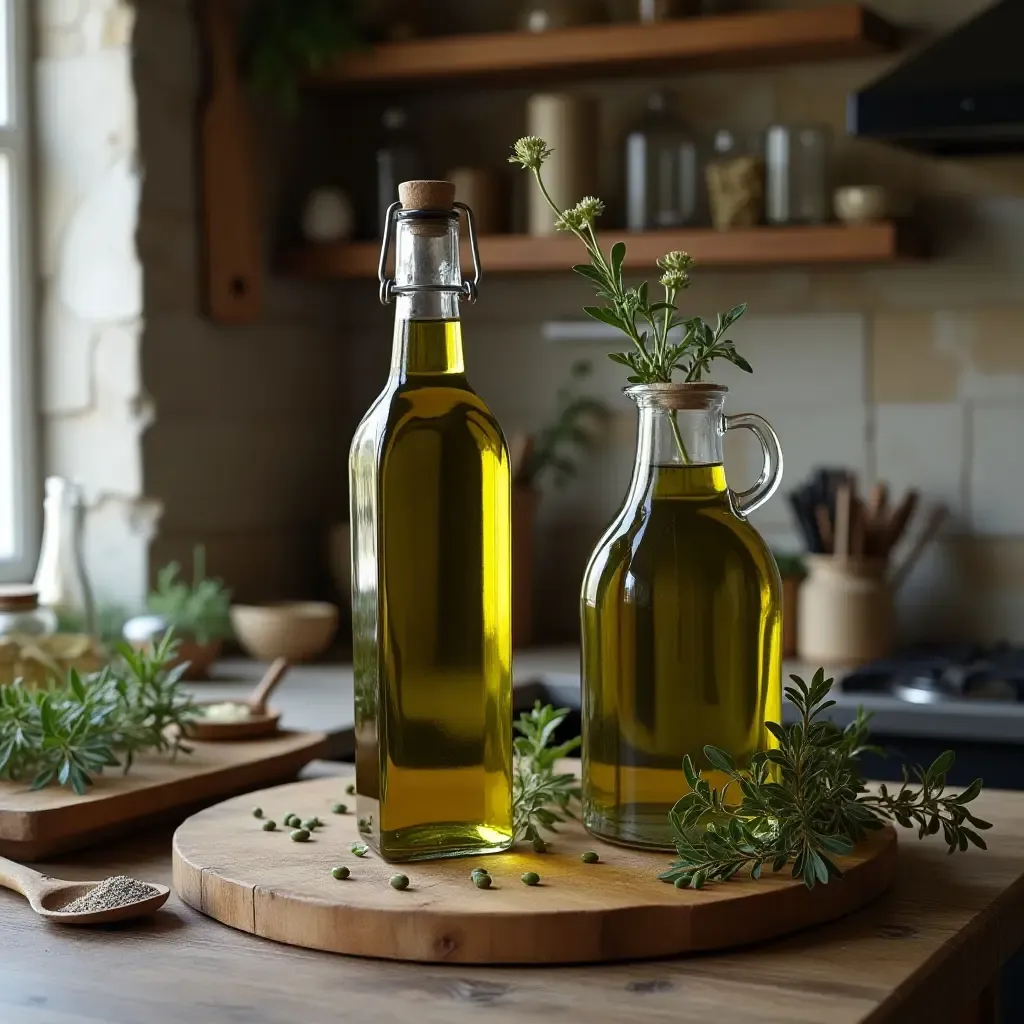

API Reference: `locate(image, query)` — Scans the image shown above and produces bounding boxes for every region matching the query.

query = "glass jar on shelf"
[0,587,58,640]
[624,93,700,231]
[704,128,765,231]
[764,122,831,225]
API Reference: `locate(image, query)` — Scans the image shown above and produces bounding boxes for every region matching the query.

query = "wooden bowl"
[185,704,282,741]
[230,602,338,662]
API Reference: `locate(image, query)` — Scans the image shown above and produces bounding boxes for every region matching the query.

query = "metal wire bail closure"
[378,201,482,305]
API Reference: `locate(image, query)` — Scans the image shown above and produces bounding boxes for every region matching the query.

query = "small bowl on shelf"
[230,602,338,662]
[833,185,894,225]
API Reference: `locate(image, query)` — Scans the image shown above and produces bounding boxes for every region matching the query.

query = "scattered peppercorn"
[581,851,600,864]
[283,814,298,828]
[350,842,368,857]
[261,820,277,832]
[521,872,540,886]
[531,836,547,853]
[331,803,347,815]
[473,873,492,889]
[332,866,350,880]
[345,784,356,796]
[301,819,318,831]
[674,877,689,889]
[470,868,489,881]
[252,807,263,819]
[290,829,311,843]
[390,874,410,891]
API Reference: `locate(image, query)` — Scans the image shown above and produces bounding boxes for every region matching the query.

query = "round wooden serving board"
[172,775,898,965]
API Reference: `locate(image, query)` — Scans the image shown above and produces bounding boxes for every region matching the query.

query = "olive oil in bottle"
[581,384,783,850]
[349,180,513,862]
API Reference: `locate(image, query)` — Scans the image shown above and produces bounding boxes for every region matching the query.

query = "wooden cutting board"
[0,731,325,861]
[173,775,898,965]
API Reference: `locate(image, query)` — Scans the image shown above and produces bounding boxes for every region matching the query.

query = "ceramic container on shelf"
[797,556,893,666]
[525,93,598,236]
[581,383,783,850]
[833,185,894,225]
[447,168,503,236]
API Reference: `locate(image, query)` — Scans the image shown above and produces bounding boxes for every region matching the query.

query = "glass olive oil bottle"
[582,383,783,849]
[349,180,514,862]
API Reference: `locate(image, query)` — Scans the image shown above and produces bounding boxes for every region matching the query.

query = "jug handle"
[724,413,783,518]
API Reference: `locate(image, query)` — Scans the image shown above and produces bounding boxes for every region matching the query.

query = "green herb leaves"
[660,670,990,891]
[147,546,232,646]
[510,136,753,389]
[512,702,581,845]
[0,632,198,795]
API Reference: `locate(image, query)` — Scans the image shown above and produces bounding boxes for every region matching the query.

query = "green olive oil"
[350,310,514,861]
[582,462,782,849]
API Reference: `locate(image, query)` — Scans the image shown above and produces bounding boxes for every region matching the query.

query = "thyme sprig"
[509,136,753,388]
[512,702,581,845]
[660,670,991,890]
[0,632,198,794]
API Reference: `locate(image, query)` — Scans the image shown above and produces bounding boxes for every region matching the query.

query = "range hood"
[849,0,1024,155]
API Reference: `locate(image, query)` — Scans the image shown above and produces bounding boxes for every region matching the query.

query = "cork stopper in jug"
[398,180,456,212]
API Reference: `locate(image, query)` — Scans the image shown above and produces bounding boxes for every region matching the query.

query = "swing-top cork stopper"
[399,180,456,212]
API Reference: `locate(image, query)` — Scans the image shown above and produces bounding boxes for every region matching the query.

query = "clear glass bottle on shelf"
[624,92,699,231]
[376,108,424,237]
[581,384,783,849]
[764,123,831,225]
[349,180,513,862]
[32,477,95,636]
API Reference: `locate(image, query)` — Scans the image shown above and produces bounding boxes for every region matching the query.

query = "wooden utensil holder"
[797,555,892,666]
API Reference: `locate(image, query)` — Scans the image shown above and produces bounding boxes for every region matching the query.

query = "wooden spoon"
[0,856,169,926]
[187,658,290,741]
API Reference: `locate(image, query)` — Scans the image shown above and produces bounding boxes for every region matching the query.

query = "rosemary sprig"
[509,136,753,390]
[512,702,581,844]
[0,632,198,795]
[661,670,991,890]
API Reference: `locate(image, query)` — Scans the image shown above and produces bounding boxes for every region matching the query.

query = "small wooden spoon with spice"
[186,657,290,741]
[0,856,169,926]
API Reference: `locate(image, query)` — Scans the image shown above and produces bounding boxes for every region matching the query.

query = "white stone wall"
[36,0,158,610]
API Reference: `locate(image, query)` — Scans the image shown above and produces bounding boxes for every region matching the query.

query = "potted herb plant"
[511,360,610,647]
[144,546,233,680]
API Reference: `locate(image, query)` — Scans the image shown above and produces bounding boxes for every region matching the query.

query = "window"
[0,0,34,583]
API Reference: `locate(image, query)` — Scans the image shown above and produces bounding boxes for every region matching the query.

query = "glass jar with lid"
[764,122,831,225]
[624,93,700,231]
[0,586,59,639]
[705,128,765,230]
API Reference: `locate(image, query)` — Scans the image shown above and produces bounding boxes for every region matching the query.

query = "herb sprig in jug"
[509,136,753,388]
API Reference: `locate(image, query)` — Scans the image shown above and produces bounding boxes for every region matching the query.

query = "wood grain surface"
[173,774,898,964]
[1,763,1020,1023]
[0,732,326,860]
[312,5,896,88]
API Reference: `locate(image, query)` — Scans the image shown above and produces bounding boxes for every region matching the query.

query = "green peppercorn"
[470,868,489,881]
[290,829,311,843]
[390,874,410,891]
[345,783,356,796]
[331,803,347,815]
[261,820,277,832]
[581,851,600,864]
[520,872,540,886]
[350,842,368,857]
[473,873,492,889]
[283,814,298,828]
[531,836,547,853]
[252,807,263,819]
[332,865,350,880]
[674,876,690,889]
[301,818,318,831]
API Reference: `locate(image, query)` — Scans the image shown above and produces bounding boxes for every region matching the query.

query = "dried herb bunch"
[661,670,991,890]
[512,702,581,845]
[509,136,753,389]
[0,632,198,794]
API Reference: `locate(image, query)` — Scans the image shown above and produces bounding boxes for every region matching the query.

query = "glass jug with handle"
[581,382,783,849]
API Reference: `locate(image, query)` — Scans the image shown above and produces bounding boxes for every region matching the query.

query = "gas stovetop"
[842,645,1024,704]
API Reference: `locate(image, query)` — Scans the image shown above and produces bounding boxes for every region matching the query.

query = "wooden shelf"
[310,5,898,90]
[283,223,917,279]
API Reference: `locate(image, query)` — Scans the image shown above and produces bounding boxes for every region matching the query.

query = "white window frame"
[0,0,36,583]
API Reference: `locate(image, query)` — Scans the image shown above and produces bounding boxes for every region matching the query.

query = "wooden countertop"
[1,762,1021,1023]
